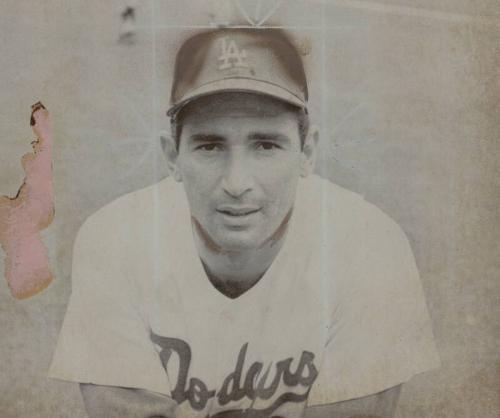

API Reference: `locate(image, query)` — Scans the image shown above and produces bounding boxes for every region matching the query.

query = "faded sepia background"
[0,0,499,417]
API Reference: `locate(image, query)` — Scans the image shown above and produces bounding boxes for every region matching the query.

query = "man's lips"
[216,206,261,217]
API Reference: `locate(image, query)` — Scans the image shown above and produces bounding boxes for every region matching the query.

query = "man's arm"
[305,385,401,418]
[80,384,177,418]
[79,383,400,418]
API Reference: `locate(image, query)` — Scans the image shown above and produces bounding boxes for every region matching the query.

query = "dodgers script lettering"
[150,332,318,416]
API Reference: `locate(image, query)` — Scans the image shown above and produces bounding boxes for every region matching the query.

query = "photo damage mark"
[119,3,137,44]
[0,102,55,299]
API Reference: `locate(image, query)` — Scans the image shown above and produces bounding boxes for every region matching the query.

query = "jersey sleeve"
[48,204,171,396]
[308,197,440,406]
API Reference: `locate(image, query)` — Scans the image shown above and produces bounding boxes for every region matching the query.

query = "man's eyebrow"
[247,132,290,142]
[189,134,225,142]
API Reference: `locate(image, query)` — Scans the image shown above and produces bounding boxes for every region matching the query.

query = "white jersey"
[49,175,440,417]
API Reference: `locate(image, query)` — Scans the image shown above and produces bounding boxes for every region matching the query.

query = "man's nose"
[221,150,254,198]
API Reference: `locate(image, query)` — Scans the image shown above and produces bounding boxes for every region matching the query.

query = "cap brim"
[167,78,306,117]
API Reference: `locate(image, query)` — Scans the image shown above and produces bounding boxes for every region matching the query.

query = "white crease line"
[235,0,257,26]
[256,0,285,27]
[333,0,500,27]
[136,25,326,30]
[254,0,262,22]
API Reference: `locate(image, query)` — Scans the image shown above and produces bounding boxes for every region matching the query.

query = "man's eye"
[196,143,223,152]
[255,141,281,151]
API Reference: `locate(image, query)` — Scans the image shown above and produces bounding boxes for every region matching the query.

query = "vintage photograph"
[0,1,498,417]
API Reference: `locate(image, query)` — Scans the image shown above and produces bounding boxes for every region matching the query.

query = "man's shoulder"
[303,177,420,310]
[303,175,408,245]
[70,177,186,288]
[79,177,182,235]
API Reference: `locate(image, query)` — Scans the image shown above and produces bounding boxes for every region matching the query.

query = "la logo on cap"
[218,37,248,70]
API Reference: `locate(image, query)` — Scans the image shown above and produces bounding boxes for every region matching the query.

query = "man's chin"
[213,230,262,253]
[192,216,263,254]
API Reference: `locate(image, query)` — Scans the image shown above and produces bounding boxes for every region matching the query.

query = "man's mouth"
[216,206,261,217]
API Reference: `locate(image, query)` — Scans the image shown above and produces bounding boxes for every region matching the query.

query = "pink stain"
[0,102,55,299]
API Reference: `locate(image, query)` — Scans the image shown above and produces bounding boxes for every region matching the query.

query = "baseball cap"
[167,28,308,117]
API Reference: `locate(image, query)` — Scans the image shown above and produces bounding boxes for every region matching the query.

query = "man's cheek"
[185,187,208,216]
[266,195,289,219]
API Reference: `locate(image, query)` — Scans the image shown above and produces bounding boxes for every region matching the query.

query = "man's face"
[169,93,312,252]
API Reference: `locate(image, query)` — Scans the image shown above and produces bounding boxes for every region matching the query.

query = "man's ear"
[160,132,182,182]
[300,124,319,177]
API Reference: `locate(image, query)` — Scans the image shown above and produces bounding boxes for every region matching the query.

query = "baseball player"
[49,28,440,417]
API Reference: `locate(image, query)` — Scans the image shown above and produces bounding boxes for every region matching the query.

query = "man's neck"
[191,213,291,299]
[200,260,266,299]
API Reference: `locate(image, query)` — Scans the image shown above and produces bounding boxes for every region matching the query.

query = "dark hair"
[170,96,309,150]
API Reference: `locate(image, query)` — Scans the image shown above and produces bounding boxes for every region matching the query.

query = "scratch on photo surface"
[0,102,55,299]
